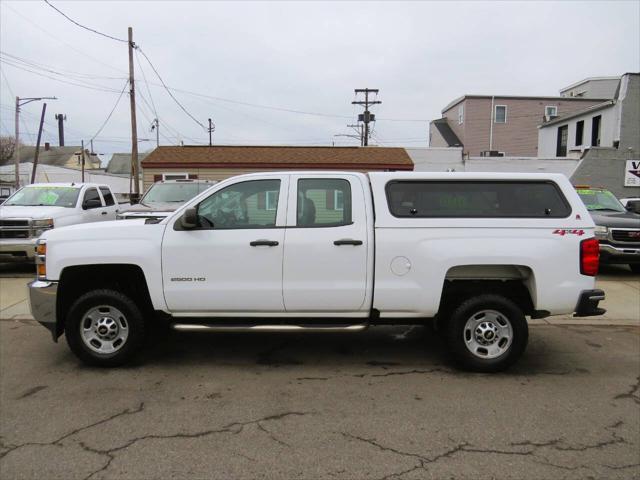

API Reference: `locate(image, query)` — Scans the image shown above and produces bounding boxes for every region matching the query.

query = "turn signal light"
[580,238,599,276]
[37,263,46,278]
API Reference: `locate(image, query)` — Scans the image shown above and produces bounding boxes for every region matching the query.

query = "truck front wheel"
[65,289,145,367]
[445,294,528,373]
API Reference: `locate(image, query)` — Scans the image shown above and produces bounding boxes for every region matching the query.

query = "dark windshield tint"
[386,181,571,218]
[142,182,210,203]
[577,189,626,212]
[4,186,81,208]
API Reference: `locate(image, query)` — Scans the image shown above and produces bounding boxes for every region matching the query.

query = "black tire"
[445,294,528,373]
[629,264,640,274]
[65,289,145,367]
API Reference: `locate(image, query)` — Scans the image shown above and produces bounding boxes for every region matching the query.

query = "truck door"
[162,176,288,314]
[98,187,118,220]
[80,187,105,223]
[282,174,370,313]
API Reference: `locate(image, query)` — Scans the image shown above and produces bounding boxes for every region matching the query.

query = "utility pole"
[151,118,159,147]
[208,118,215,146]
[30,103,47,184]
[81,139,85,182]
[55,113,66,146]
[14,96,57,189]
[351,88,381,147]
[347,123,364,146]
[128,26,140,202]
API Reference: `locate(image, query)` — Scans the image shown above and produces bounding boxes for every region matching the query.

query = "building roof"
[141,145,414,170]
[559,76,620,94]
[430,118,462,147]
[106,152,150,174]
[538,100,615,129]
[441,94,610,114]
[0,145,84,167]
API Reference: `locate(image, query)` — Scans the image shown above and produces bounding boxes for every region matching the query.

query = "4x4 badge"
[553,229,585,236]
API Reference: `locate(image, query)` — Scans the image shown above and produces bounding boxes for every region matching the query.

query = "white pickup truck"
[0,183,120,261]
[29,172,605,372]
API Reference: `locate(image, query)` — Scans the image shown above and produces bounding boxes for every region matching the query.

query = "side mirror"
[82,199,102,210]
[180,207,198,229]
[625,201,640,214]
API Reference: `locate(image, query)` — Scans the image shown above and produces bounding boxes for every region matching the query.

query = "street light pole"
[14,96,57,189]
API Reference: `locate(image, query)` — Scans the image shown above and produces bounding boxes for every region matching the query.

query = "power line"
[136,47,206,130]
[90,80,129,142]
[134,49,157,117]
[43,0,128,43]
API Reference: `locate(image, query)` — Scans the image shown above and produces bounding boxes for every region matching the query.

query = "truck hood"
[0,205,74,220]
[589,210,640,229]
[41,218,154,241]
[120,201,181,213]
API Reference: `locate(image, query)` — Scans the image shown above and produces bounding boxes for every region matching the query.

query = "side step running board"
[171,323,369,333]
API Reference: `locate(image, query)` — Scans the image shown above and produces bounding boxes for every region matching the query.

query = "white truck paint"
[29,172,606,371]
[0,183,120,261]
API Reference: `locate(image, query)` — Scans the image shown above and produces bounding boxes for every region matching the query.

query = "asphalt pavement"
[0,263,638,479]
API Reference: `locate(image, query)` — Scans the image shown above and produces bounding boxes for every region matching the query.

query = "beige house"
[0,143,101,170]
[430,95,607,157]
[141,145,414,189]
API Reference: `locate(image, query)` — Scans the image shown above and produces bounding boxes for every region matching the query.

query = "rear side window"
[99,187,115,206]
[386,181,571,218]
[297,178,352,227]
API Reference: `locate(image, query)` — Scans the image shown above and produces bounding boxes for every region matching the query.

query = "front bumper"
[0,238,37,261]
[599,243,640,264]
[574,289,606,317]
[28,280,59,340]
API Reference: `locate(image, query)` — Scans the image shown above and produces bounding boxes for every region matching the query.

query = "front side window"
[4,186,80,208]
[83,188,102,209]
[197,179,280,229]
[495,105,507,123]
[386,181,571,218]
[297,178,352,227]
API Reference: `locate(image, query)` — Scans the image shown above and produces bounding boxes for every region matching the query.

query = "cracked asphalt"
[1,314,639,479]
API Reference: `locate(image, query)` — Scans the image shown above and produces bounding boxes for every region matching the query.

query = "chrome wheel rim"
[463,309,513,359]
[80,305,129,355]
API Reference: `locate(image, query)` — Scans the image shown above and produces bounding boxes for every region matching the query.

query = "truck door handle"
[250,240,279,247]
[101,211,108,215]
[334,239,363,246]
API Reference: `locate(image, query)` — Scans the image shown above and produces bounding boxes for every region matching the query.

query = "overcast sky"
[1,0,638,156]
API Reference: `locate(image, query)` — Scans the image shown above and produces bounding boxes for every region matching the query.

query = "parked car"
[0,183,120,262]
[30,171,605,371]
[117,179,216,221]
[575,186,640,273]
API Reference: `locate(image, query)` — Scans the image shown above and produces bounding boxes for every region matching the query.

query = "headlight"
[32,218,54,228]
[594,225,608,239]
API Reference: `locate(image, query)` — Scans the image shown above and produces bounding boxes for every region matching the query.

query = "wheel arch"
[55,264,153,339]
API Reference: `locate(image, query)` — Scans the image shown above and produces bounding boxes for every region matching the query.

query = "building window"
[575,120,584,146]
[494,105,507,123]
[265,190,278,211]
[591,115,601,147]
[545,106,558,118]
[458,105,464,124]
[162,173,189,180]
[556,125,568,157]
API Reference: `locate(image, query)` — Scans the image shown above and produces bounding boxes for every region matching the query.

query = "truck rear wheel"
[65,289,145,367]
[445,294,528,372]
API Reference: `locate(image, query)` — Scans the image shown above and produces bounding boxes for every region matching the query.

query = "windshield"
[141,182,210,204]
[577,189,626,213]
[4,186,80,208]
